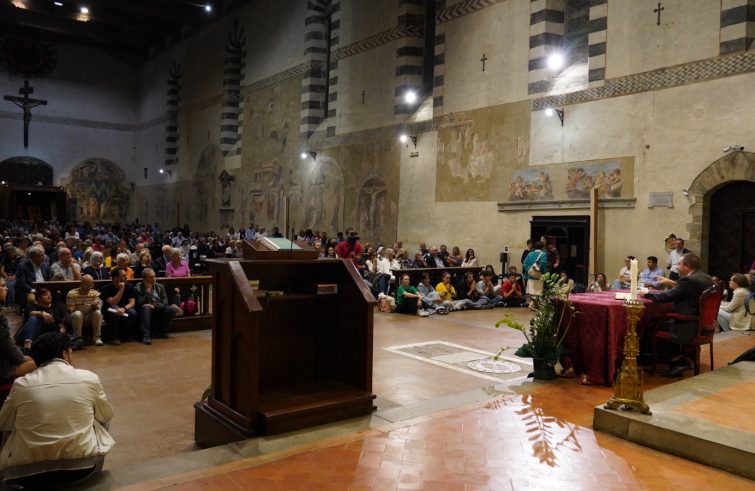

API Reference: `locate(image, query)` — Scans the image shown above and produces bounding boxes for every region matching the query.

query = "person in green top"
[396,274,424,315]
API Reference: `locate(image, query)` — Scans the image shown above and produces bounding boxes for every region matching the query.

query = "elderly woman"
[166,248,190,278]
[83,251,110,280]
[135,268,175,344]
[116,253,135,280]
[134,251,152,279]
[718,274,755,331]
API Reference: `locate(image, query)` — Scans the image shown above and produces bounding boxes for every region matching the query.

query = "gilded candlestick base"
[604,299,652,415]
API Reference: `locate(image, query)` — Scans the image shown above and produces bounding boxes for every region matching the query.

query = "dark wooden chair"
[652,284,722,375]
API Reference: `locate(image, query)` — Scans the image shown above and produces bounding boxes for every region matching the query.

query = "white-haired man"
[66,275,103,346]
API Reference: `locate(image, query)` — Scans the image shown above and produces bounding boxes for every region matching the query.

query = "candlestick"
[630,258,638,300]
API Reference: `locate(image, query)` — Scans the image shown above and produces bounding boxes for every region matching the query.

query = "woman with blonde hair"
[166,248,190,278]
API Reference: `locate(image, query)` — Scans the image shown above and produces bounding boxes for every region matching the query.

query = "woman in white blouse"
[462,248,479,267]
[718,274,754,331]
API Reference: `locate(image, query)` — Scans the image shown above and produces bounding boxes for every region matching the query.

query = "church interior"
[0,0,754,489]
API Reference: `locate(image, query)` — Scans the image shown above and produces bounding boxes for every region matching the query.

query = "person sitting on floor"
[477,270,504,307]
[457,271,488,309]
[16,289,67,354]
[0,332,114,488]
[717,274,754,332]
[135,268,175,345]
[65,275,103,347]
[417,273,449,314]
[395,274,427,316]
[0,278,35,380]
[501,273,528,307]
[644,253,713,377]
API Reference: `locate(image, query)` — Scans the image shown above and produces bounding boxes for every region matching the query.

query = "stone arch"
[0,156,53,186]
[685,151,755,269]
[65,158,131,221]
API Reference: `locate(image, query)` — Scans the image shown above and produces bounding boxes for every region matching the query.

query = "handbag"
[528,252,545,279]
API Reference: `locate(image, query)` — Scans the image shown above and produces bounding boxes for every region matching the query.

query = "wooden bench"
[32,276,212,333]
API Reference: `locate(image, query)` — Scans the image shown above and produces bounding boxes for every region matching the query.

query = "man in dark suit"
[14,246,52,306]
[645,253,712,376]
[151,245,173,277]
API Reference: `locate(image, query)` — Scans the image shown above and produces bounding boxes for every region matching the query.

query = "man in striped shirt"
[66,275,103,346]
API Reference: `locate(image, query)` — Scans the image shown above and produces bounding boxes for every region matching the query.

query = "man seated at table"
[501,273,527,307]
[612,256,634,290]
[644,253,712,377]
[0,332,114,488]
[640,256,665,289]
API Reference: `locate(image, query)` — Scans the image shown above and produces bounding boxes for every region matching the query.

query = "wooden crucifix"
[4,80,47,148]
[481,53,488,72]
[654,2,664,26]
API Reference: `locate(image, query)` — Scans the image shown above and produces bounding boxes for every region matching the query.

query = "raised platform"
[594,361,755,480]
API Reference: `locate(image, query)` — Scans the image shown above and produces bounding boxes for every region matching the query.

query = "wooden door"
[708,181,755,277]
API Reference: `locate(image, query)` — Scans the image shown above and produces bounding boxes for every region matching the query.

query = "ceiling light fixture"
[159,168,173,177]
[204,4,212,12]
[300,151,316,160]
[547,52,564,71]
[399,133,417,149]
[545,107,564,126]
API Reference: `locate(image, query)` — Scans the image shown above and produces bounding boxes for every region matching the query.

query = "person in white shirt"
[0,332,114,487]
[666,238,689,281]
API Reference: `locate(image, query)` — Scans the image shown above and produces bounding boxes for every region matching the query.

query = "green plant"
[495,272,576,361]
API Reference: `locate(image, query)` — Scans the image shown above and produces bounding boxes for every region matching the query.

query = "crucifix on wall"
[3,79,47,148]
[654,2,664,26]
[361,90,366,104]
[481,53,488,72]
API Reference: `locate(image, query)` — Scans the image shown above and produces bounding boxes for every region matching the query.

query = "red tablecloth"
[560,291,671,385]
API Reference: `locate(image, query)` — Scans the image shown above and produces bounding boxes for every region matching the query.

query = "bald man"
[66,275,103,346]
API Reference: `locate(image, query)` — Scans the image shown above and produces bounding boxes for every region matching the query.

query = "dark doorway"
[0,156,67,222]
[708,181,755,277]
[530,215,590,284]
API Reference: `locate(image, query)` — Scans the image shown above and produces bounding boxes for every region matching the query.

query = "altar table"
[561,291,671,385]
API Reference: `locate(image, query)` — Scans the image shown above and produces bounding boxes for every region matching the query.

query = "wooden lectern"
[194,255,376,447]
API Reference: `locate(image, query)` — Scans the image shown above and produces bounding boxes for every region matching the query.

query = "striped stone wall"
[432,0,446,117]
[300,0,331,139]
[220,19,246,156]
[528,0,565,95]
[394,0,426,116]
[164,63,181,167]
[588,0,607,85]
[720,0,755,54]
[326,1,341,138]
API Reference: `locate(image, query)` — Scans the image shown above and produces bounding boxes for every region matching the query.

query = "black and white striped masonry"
[587,0,607,85]
[528,0,565,95]
[720,0,755,54]
[164,62,181,168]
[432,0,446,118]
[394,0,426,116]
[220,18,246,156]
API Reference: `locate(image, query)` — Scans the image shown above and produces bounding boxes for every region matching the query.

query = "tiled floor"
[7,307,754,489]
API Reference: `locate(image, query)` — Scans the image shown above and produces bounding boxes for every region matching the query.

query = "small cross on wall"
[654,2,664,26]
[361,90,366,104]
[480,53,488,72]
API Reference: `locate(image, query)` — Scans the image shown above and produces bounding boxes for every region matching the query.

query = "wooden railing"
[32,276,213,333]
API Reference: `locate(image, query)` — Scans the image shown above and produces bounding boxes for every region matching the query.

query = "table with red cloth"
[560,291,672,385]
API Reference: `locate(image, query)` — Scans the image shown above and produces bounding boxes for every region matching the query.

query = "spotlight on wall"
[545,107,564,126]
[403,90,418,105]
[682,188,689,196]
[53,1,63,6]
[80,6,89,13]
[399,133,417,149]
[547,52,564,71]
[159,168,173,177]
[204,4,212,12]
[722,145,744,153]
[300,151,317,160]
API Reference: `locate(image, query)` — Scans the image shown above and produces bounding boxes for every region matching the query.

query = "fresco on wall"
[191,145,221,225]
[436,101,530,202]
[66,159,131,221]
[506,158,633,202]
[356,178,388,242]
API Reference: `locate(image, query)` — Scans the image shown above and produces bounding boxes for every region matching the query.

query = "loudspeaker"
[499,252,508,263]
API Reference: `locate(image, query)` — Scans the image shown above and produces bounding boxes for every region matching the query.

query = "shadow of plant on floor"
[486,394,582,467]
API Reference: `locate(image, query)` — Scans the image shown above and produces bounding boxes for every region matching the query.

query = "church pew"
[32,276,213,333]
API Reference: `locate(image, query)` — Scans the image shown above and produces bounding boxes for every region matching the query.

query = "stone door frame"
[685,151,755,270]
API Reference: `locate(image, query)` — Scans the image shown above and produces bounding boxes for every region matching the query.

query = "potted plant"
[495,272,576,380]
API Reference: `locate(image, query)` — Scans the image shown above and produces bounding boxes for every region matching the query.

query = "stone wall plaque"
[648,192,673,208]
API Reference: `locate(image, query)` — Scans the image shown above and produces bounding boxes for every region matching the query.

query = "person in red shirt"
[335,233,364,268]
[501,273,528,307]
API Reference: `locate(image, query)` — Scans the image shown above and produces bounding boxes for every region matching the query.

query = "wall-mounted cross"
[3,80,48,148]
[481,53,488,72]
[654,2,664,26]
[361,90,366,104]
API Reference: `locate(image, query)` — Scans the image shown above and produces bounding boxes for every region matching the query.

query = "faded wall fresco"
[436,101,530,202]
[65,158,132,221]
[506,158,634,202]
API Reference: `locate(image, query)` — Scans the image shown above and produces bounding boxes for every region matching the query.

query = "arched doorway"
[707,181,755,277]
[0,156,65,221]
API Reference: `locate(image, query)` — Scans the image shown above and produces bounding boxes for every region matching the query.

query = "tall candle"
[630,258,638,300]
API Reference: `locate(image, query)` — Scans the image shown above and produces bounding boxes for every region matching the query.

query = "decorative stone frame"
[685,151,755,269]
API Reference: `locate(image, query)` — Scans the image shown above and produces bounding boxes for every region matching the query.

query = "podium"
[194,257,376,447]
